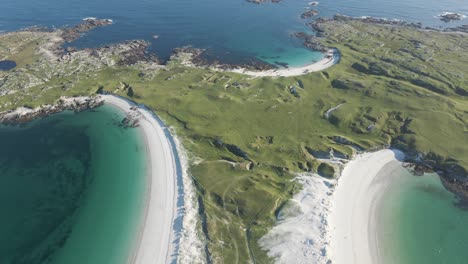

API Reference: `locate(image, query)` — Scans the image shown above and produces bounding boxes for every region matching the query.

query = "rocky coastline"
[444,24,468,34]
[399,147,468,206]
[294,12,468,202]
[301,10,319,19]
[0,96,103,125]
[293,14,468,56]
[60,18,113,42]
[171,46,276,71]
[59,19,160,66]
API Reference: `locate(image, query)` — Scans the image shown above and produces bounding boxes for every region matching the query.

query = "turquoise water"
[1,0,466,66]
[0,105,147,264]
[380,168,468,264]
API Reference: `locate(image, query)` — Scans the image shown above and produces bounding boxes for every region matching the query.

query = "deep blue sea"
[1,0,467,66]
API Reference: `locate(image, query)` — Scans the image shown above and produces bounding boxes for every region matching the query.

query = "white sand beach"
[229,48,339,77]
[258,175,335,264]
[329,149,404,264]
[260,149,404,264]
[101,95,405,264]
[101,95,203,264]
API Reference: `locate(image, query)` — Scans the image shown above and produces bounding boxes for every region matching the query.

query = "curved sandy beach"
[101,95,204,264]
[259,149,405,264]
[230,48,340,77]
[329,149,405,264]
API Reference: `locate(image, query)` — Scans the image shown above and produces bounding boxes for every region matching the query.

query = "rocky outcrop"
[395,139,468,204]
[301,10,319,19]
[114,40,160,66]
[171,46,275,71]
[213,138,250,160]
[438,12,465,22]
[293,32,329,52]
[0,96,103,124]
[246,0,281,4]
[329,136,365,151]
[60,18,113,42]
[445,24,468,34]
[331,14,422,28]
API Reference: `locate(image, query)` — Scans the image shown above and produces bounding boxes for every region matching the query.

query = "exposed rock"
[246,0,281,4]
[444,24,468,34]
[399,147,468,204]
[171,46,275,71]
[60,18,113,42]
[296,80,304,89]
[293,32,329,52]
[0,96,103,124]
[305,147,330,159]
[289,85,300,97]
[331,14,422,28]
[120,110,141,128]
[438,12,465,22]
[301,10,319,19]
[225,144,249,160]
[329,136,364,151]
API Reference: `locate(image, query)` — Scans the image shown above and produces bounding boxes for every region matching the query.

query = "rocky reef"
[0,97,103,125]
[0,22,163,96]
[246,0,280,4]
[438,12,466,22]
[60,18,113,42]
[171,46,275,71]
[396,142,468,205]
[293,32,329,52]
[301,10,319,19]
[319,14,422,29]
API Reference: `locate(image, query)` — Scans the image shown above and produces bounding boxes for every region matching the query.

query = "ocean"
[0,0,466,66]
[0,105,147,264]
[1,0,468,263]
[379,168,468,264]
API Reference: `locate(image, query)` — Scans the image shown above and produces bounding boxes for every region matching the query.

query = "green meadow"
[1,20,467,263]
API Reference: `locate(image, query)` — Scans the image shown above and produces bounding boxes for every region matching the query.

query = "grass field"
[1,20,467,263]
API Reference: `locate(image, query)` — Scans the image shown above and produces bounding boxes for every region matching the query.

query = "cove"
[0,104,146,264]
[378,169,468,264]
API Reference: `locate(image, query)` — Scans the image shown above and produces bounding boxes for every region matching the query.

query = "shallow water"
[1,0,466,66]
[0,105,146,264]
[379,169,468,264]
[0,60,16,71]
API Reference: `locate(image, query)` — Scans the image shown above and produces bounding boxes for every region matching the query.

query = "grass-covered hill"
[1,18,467,263]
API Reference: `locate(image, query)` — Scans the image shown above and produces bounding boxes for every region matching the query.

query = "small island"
[438,12,466,22]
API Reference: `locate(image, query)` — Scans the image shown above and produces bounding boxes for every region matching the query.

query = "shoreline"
[259,149,405,264]
[176,48,340,77]
[228,49,339,77]
[101,95,204,264]
[0,94,205,263]
[328,149,405,264]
